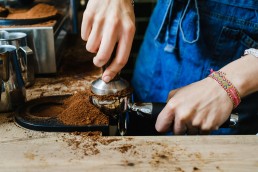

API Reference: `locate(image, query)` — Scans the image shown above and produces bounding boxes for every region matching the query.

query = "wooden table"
[1,114,258,172]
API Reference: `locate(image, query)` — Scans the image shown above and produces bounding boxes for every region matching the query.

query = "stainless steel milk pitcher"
[0,30,35,87]
[0,45,26,112]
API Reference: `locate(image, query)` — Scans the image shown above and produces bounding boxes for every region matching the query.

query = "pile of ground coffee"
[7,3,58,19]
[57,90,109,126]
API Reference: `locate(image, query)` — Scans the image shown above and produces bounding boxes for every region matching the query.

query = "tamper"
[90,48,132,136]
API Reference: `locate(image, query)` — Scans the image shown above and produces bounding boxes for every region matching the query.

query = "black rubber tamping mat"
[14,95,109,136]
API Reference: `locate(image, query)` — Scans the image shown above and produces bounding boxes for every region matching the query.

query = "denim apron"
[131,0,258,134]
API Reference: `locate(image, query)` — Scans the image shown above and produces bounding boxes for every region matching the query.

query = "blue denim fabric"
[131,0,258,134]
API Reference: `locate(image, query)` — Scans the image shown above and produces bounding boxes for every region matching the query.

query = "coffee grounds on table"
[57,90,109,126]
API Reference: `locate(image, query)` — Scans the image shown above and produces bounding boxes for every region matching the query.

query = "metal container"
[0,0,77,74]
[2,14,69,74]
[0,45,26,112]
[0,30,35,87]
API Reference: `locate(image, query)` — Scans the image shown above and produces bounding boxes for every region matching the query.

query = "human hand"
[81,0,135,82]
[155,77,234,135]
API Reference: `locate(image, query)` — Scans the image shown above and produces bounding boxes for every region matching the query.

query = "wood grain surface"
[1,114,258,172]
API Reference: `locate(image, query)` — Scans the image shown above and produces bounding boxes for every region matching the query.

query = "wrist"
[219,69,245,98]
[208,71,241,108]
[204,77,234,109]
[220,54,258,97]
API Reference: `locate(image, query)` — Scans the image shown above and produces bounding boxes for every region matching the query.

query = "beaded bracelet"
[208,71,241,108]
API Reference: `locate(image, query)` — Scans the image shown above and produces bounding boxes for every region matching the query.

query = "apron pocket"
[214,26,258,64]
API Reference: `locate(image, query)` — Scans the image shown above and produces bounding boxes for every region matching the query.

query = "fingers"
[156,78,234,135]
[167,88,180,102]
[173,107,196,135]
[102,20,135,82]
[155,100,175,133]
[92,18,118,68]
[86,21,103,53]
[192,109,220,132]
[81,16,92,41]
[155,104,219,135]
[81,5,93,41]
[155,101,215,135]
[173,117,187,135]
[185,123,199,135]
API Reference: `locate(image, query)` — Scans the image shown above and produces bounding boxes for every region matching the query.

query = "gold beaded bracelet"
[209,71,241,109]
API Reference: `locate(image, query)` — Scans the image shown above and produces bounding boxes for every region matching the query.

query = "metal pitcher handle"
[18,46,35,87]
[0,52,10,82]
[0,52,9,103]
[0,30,9,40]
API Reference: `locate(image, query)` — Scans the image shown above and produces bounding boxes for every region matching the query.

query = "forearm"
[219,54,258,98]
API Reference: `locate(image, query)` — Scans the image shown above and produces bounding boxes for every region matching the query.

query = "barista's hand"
[155,78,233,135]
[81,0,135,82]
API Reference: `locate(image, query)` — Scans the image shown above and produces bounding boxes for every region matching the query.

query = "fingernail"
[93,57,103,67]
[103,76,111,83]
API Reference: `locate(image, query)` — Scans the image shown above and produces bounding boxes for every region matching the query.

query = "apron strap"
[155,0,200,53]
[179,0,200,44]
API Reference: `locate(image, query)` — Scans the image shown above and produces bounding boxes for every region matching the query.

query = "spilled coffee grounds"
[57,90,109,126]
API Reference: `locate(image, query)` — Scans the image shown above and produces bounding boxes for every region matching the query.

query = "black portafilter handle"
[128,102,238,129]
